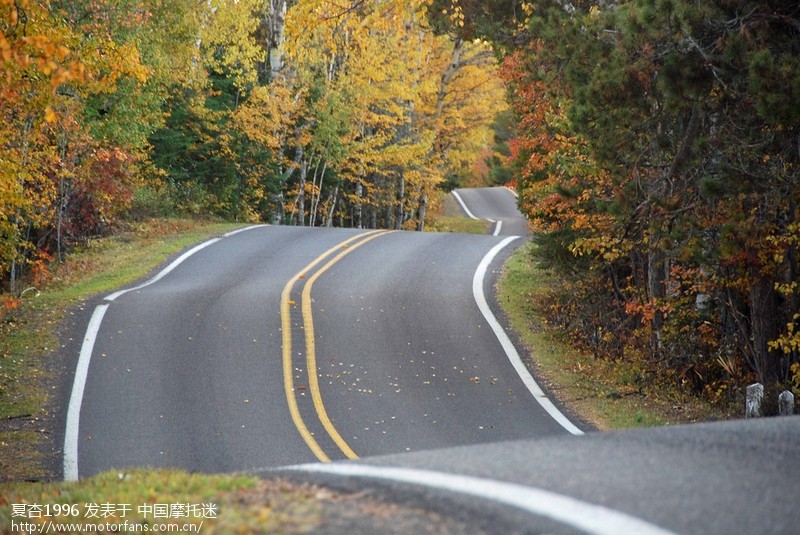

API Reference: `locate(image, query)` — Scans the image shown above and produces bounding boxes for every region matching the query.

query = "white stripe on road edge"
[453,191,503,236]
[105,225,266,302]
[289,463,678,535]
[474,237,584,435]
[63,304,109,481]
[451,190,478,220]
[492,220,503,236]
[223,224,268,238]
[64,225,265,480]
[104,238,220,301]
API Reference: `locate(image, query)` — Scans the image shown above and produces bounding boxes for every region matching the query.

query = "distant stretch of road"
[65,187,577,479]
[452,186,529,236]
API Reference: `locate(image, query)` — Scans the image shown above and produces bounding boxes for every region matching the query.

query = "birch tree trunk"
[325,185,338,228]
[435,38,464,120]
[297,154,307,226]
[310,160,327,227]
[416,194,428,232]
[266,0,289,81]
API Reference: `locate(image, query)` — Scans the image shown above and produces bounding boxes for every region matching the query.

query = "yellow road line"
[302,230,393,460]
[280,230,385,462]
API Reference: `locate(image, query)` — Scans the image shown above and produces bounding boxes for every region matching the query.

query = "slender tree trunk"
[416,194,428,232]
[647,247,667,354]
[310,160,326,227]
[786,198,799,316]
[354,182,363,229]
[436,38,464,120]
[10,116,36,293]
[369,204,377,229]
[325,185,338,228]
[56,128,70,263]
[297,155,307,226]
[266,0,289,81]
[749,269,781,384]
[272,192,284,224]
[395,173,405,230]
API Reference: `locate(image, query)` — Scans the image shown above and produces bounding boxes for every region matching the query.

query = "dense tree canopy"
[1,0,506,284]
[3,0,798,401]
[484,0,800,395]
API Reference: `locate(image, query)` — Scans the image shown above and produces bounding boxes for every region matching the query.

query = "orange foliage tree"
[496,0,800,398]
[1,0,201,291]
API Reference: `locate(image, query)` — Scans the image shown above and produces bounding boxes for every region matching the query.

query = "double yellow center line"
[281,230,393,462]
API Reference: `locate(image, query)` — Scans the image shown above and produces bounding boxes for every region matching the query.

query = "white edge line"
[453,190,504,236]
[492,220,503,236]
[474,237,584,435]
[104,237,221,301]
[64,226,263,480]
[287,464,678,535]
[223,224,268,238]
[64,304,109,481]
[451,190,479,220]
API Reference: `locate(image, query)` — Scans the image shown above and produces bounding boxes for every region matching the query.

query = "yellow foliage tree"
[1,0,153,289]
[253,0,508,229]
[201,0,266,92]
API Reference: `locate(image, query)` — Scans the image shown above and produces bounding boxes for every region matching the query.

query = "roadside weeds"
[496,241,734,431]
[1,469,475,534]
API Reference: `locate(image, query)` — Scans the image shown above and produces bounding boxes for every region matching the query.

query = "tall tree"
[1,0,151,287]
[497,0,800,391]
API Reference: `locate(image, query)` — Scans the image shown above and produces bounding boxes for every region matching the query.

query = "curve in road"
[64,188,578,480]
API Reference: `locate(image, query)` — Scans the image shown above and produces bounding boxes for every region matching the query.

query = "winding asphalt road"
[67,186,575,479]
[65,187,800,533]
[452,186,529,236]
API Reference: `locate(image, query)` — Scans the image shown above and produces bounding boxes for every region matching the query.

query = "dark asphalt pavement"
[73,188,571,477]
[66,188,800,534]
[286,417,800,534]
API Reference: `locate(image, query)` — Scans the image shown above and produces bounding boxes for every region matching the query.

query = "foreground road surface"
[281,417,800,534]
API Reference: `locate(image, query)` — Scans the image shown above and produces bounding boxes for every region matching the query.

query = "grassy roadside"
[1,468,459,534]
[0,219,248,482]
[496,241,731,431]
[426,215,491,235]
[426,194,492,235]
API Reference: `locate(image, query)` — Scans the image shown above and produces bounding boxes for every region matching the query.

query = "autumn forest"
[3,0,800,407]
